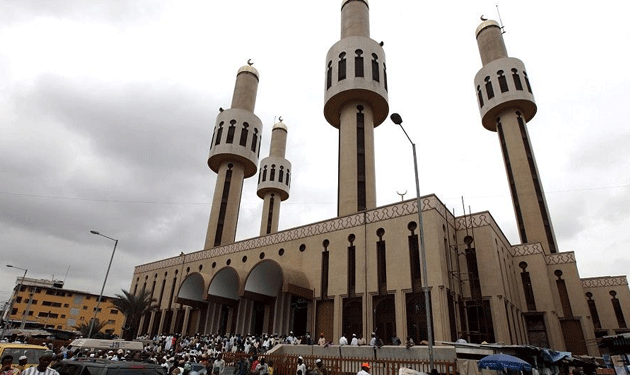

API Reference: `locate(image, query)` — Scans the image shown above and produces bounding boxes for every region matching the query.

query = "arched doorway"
[244,261,283,335]
[373,295,396,344]
[207,267,241,334]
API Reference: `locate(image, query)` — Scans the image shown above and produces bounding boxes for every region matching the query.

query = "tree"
[110,289,156,340]
[75,320,109,338]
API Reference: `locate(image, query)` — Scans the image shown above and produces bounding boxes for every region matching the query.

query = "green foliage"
[109,289,156,340]
[74,320,109,338]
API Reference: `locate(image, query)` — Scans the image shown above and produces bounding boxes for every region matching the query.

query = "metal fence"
[223,352,457,375]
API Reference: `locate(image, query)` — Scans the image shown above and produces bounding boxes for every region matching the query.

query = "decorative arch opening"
[176,272,206,308]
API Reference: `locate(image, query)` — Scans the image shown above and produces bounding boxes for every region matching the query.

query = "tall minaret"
[204,63,262,249]
[257,118,292,235]
[474,20,559,254]
[324,0,389,217]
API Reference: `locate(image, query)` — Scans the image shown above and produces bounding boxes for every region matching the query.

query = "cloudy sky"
[1,1,629,305]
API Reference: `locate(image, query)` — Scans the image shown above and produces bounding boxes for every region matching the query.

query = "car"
[52,359,167,375]
[0,343,50,369]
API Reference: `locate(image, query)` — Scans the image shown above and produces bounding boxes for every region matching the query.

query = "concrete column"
[395,290,406,343]
[169,308,179,333]
[338,102,376,216]
[157,309,166,335]
[181,307,191,335]
[137,315,146,337]
[146,311,156,337]
[205,162,246,248]
[496,108,557,253]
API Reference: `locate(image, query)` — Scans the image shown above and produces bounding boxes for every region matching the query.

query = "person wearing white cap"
[350,334,358,346]
[314,359,328,375]
[17,356,27,372]
[296,356,305,375]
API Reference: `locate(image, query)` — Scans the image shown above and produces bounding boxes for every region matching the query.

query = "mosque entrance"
[252,301,266,335]
[291,296,308,336]
[406,291,433,345]
[373,295,396,344]
[218,305,230,335]
[316,299,334,343]
[342,297,362,338]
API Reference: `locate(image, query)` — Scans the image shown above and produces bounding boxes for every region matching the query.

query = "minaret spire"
[204,63,262,249]
[324,0,389,217]
[474,20,559,254]
[257,118,292,235]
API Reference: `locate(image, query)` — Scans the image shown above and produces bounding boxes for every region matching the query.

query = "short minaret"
[257,118,292,235]
[474,20,559,254]
[324,0,389,217]
[204,63,262,249]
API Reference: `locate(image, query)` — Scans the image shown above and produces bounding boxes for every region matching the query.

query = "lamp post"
[88,230,118,338]
[1,265,28,339]
[390,113,434,370]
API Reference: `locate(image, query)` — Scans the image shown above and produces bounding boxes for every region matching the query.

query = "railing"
[223,352,457,375]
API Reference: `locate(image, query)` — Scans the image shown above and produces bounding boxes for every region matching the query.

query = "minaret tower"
[474,20,559,254]
[204,63,262,249]
[324,0,389,217]
[257,118,292,235]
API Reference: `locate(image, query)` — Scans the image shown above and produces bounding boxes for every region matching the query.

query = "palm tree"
[75,320,109,338]
[110,289,156,340]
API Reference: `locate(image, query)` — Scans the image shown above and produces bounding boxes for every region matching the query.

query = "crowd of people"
[0,331,419,375]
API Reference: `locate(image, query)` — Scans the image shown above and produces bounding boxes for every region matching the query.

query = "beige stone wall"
[132,197,630,355]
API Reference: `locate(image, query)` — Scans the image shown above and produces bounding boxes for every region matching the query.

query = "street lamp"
[390,113,434,370]
[88,230,118,338]
[1,265,28,339]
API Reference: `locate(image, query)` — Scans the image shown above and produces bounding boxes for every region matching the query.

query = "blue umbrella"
[478,353,532,372]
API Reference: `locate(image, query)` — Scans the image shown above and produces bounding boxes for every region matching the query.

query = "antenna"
[496,4,506,34]
[63,265,70,283]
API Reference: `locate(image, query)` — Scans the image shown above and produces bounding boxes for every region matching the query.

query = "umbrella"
[478,353,532,372]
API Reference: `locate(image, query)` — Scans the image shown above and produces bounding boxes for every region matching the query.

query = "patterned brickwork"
[512,243,544,257]
[545,252,576,265]
[135,195,456,274]
[455,212,492,231]
[582,276,629,288]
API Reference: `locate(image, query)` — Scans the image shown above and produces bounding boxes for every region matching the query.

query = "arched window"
[226,120,236,144]
[251,128,258,152]
[215,122,224,146]
[511,68,523,90]
[523,71,533,93]
[484,76,494,99]
[326,60,333,90]
[270,164,276,181]
[383,62,388,91]
[355,49,364,77]
[477,85,484,108]
[239,122,249,146]
[497,70,508,93]
[262,165,268,182]
[278,166,284,183]
[371,53,380,82]
[338,52,347,81]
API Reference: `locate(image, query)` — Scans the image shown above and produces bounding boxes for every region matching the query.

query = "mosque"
[130,0,630,356]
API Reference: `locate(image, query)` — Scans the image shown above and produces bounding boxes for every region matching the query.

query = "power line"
[0,183,627,206]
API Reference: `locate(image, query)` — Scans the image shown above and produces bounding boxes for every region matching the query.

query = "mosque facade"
[130,0,630,356]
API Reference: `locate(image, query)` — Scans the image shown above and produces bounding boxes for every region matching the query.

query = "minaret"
[204,63,262,249]
[324,0,389,217]
[474,20,559,254]
[257,118,292,235]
